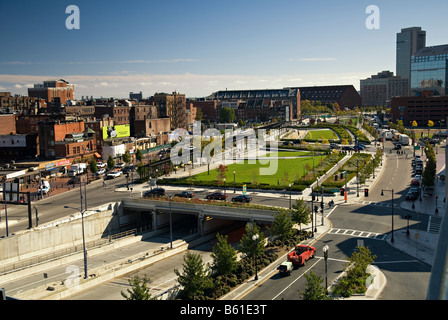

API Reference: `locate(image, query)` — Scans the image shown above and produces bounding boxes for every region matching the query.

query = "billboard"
[102,124,130,139]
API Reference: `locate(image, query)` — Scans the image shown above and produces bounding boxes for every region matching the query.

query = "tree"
[89,158,98,175]
[107,155,115,170]
[427,120,434,137]
[121,275,156,300]
[174,251,213,300]
[216,164,228,184]
[271,211,294,241]
[211,233,238,279]
[123,150,131,164]
[136,148,143,163]
[238,223,265,259]
[299,270,332,300]
[219,107,236,123]
[290,199,311,231]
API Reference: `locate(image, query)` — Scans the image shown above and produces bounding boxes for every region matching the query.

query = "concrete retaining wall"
[0,203,120,267]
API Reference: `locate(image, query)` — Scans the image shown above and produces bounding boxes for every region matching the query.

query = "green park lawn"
[304,129,338,140]
[192,154,323,186]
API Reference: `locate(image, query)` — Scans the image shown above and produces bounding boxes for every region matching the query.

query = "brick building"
[28,79,75,104]
[292,85,362,109]
[390,92,448,126]
[150,92,187,130]
[39,120,96,159]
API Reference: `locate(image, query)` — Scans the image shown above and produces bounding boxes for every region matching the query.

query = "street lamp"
[233,171,236,193]
[223,178,226,195]
[169,194,173,249]
[405,214,412,236]
[252,234,259,280]
[289,183,292,209]
[64,205,88,279]
[323,244,329,294]
[381,189,395,243]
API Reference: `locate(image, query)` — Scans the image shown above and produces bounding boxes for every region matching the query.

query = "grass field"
[304,129,338,140]
[193,154,323,186]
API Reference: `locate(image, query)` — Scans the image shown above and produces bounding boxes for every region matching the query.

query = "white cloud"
[0,71,370,98]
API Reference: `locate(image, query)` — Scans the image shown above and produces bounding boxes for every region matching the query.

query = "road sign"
[414,146,420,150]
[243,184,246,195]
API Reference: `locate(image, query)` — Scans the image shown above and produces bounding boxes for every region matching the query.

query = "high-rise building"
[396,27,426,80]
[411,44,448,95]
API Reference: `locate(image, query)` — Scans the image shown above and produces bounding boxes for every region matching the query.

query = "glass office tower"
[411,45,448,95]
[396,27,426,80]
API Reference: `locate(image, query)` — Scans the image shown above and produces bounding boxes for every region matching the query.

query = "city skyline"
[1,0,447,99]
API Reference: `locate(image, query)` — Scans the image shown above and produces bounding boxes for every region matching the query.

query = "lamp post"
[323,244,329,294]
[64,205,88,279]
[233,171,236,193]
[289,183,292,209]
[381,189,395,243]
[405,214,412,236]
[223,178,226,195]
[169,194,173,249]
[252,234,259,280]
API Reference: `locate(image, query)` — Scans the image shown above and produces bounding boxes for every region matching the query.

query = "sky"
[0,0,447,99]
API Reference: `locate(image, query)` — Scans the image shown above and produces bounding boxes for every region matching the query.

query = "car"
[277,261,293,276]
[122,165,135,174]
[143,188,166,197]
[341,146,353,151]
[174,191,195,198]
[97,162,107,168]
[411,179,420,186]
[393,144,402,150]
[406,187,420,200]
[95,168,106,176]
[115,162,126,169]
[231,195,252,203]
[287,245,316,266]
[106,170,122,179]
[205,191,228,201]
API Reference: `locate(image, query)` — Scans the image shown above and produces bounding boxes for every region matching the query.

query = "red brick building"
[390,92,448,126]
[39,120,96,159]
[28,79,75,104]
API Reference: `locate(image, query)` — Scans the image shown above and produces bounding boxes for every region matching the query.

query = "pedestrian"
[103,179,106,187]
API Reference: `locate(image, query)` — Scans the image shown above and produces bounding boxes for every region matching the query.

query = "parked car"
[277,261,293,276]
[174,191,195,198]
[341,146,353,151]
[95,168,106,176]
[143,188,166,197]
[97,162,107,168]
[205,191,228,201]
[106,170,122,179]
[406,187,420,200]
[115,162,126,169]
[122,165,135,174]
[231,195,252,203]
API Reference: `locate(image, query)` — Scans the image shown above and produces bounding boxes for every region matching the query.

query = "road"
[2,138,437,300]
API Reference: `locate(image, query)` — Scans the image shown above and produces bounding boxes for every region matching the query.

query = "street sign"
[414,146,420,150]
[243,184,246,195]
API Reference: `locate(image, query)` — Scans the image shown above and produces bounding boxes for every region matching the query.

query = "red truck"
[287,245,316,266]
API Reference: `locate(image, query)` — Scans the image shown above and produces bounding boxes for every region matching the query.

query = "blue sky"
[1,0,447,98]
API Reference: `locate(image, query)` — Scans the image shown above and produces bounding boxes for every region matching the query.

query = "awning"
[94,152,101,158]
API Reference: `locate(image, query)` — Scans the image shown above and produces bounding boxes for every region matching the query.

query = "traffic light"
[314,206,318,213]
[340,188,344,196]
[334,174,338,181]
[364,188,369,197]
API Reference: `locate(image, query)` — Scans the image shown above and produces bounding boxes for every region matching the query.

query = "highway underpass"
[121,198,278,237]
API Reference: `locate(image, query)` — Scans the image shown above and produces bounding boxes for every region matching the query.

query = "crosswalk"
[328,228,388,241]
[428,216,442,234]
[362,201,399,208]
